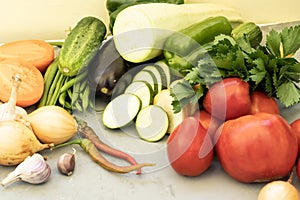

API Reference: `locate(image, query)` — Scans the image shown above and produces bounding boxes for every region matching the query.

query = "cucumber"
[102,93,141,129]
[132,69,158,94]
[113,3,242,63]
[135,105,169,142]
[124,81,153,108]
[58,16,107,77]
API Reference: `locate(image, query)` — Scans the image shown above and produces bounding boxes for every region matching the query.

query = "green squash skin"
[106,0,184,13]
[58,16,107,77]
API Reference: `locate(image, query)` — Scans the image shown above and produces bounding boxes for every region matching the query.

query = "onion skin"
[257,180,300,200]
[26,105,77,145]
[0,121,53,166]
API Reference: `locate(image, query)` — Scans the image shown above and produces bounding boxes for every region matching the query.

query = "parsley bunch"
[171,25,300,112]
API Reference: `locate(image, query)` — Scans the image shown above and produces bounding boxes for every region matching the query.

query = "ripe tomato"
[193,110,222,140]
[291,118,300,155]
[249,91,280,115]
[203,77,251,121]
[167,117,214,176]
[215,113,298,183]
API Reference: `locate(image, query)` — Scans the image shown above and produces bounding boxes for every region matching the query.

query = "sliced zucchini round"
[124,81,154,108]
[135,105,169,142]
[132,69,158,94]
[142,65,165,92]
[102,93,141,129]
[155,60,171,88]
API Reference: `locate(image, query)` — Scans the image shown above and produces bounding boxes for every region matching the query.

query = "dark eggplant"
[88,36,128,100]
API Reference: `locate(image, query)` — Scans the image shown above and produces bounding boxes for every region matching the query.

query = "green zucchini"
[164,16,233,58]
[135,105,169,142]
[106,0,184,13]
[231,22,263,48]
[58,16,107,77]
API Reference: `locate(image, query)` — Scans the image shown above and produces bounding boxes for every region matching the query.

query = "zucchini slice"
[124,81,154,108]
[155,60,171,88]
[132,69,158,94]
[102,93,141,129]
[135,105,169,142]
[142,64,166,92]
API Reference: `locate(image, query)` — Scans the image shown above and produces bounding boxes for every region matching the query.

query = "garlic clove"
[1,153,51,187]
[57,148,76,176]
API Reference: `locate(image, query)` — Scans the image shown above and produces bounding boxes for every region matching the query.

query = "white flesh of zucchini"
[124,81,153,108]
[155,60,171,88]
[113,3,243,63]
[132,69,158,94]
[102,93,141,129]
[135,105,169,142]
[142,65,165,92]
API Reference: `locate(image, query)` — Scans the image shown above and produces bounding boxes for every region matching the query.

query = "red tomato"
[297,158,300,181]
[215,113,298,183]
[249,91,280,115]
[167,117,214,176]
[203,77,251,121]
[291,118,300,155]
[193,110,222,140]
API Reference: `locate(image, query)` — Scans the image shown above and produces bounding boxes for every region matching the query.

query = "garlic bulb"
[0,120,53,166]
[1,153,51,187]
[0,75,27,121]
[57,148,76,176]
[25,105,78,145]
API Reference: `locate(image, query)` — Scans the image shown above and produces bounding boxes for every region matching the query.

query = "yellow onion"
[26,105,78,145]
[258,180,300,200]
[0,120,53,166]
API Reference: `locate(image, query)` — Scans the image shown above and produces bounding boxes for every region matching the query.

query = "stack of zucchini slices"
[102,60,172,142]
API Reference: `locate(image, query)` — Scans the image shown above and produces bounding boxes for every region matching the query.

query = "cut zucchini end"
[135,105,169,142]
[102,93,142,129]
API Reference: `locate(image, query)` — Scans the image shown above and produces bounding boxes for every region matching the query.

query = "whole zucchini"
[106,0,184,13]
[109,3,139,33]
[164,16,233,58]
[163,16,233,75]
[58,16,107,77]
[231,22,263,48]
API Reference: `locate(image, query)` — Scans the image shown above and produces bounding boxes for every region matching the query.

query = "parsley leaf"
[281,25,300,57]
[266,30,281,57]
[276,82,300,107]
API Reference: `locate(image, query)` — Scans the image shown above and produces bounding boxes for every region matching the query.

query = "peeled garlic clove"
[1,154,51,187]
[57,148,76,176]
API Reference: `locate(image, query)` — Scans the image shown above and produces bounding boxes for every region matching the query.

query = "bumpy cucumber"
[58,16,107,77]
